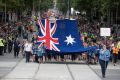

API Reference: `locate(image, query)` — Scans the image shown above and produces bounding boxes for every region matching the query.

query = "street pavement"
[0,52,120,80]
[0,32,31,80]
[89,62,120,80]
[0,52,22,80]
[0,53,101,80]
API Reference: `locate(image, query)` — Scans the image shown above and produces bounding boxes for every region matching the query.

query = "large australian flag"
[37,19,92,52]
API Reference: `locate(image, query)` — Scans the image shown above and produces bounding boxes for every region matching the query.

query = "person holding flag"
[99,45,110,78]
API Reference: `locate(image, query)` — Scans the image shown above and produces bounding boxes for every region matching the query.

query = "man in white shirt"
[24,40,32,63]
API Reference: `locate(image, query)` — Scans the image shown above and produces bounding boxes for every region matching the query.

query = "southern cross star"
[64,35,76,45]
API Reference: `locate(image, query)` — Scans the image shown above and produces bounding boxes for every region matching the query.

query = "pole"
[39,0,40,11]
[32,0,35,21]
[5,0,6,23]
[32,0,35,17]
[104,36,107,75]
[116,3,118,27]
[33,0,34,11]
[38,0,41,17]
[68,0,70,19]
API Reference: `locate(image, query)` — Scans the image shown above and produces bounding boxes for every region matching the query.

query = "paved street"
[0,53,120,80]
[89,62,120,80]
[1,0,120,80]
[0,53,22,80]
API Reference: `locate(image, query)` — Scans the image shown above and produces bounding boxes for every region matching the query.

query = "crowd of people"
[0,11,120,78]
[0,23,19,56]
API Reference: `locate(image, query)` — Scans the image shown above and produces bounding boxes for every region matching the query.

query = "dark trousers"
[35,54,39,62]
[113,54,118,64]
[25,51,31,62]
[99,59,108,77]
[4,44,7,53]
[0,46,4,55]
[14,48,19,57]
[71,54,76,61]
[118,50,120,59]
[8,45,12,53]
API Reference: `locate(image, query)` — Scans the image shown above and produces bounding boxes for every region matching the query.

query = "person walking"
[117,41,120,59]
[3,37,7,53]
[32,42,39,63]
[112,44,119,66]
[99,45,110,78]
[42,43,46,62]
[0,35,4,55]
[37,46,43,63]
[24,40,32,63]
[13,39,20,58]
[8,37,13,53]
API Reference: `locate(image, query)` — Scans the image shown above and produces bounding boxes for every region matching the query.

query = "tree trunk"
[107,8,110,27]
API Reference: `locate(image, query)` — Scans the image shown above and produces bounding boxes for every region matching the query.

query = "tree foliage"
[0,0,53,13]
[56,0,69,14]
[34,0,53,12]
[57,0,120,19]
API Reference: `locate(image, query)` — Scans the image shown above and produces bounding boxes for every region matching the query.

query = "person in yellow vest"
[117,41,120,59]
[0,35,4,55]
[3,37,7,53]
[112,44,119,66]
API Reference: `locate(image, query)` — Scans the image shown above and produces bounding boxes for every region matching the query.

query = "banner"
[37,19,96,52]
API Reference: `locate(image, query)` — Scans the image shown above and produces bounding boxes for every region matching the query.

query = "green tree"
[67,0,118,23]
[35,0,53,12]
[56,0,69,15]
[0,0,5,10]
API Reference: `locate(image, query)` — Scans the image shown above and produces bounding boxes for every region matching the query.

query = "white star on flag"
[64,35,76,45]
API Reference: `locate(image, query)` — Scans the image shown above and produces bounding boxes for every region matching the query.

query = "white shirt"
[24,43,32,52]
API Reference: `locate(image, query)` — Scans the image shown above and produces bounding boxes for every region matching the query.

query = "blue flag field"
[37,19,96,53]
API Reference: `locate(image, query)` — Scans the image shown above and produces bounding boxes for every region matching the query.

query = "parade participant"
[99,45,110,78]
[3,37,7,53]
[32,42,39,63]
[40,43,46,62]
[24,40,32,63]
[13,39,20,58]
[0,35,4,55]
[117,41,120,59]
[21,40,25,58]
[18,26,22,37]
[23,30,28,40]
[8,37,13,53]
[37,46,43,63]
[112,44,119,66]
